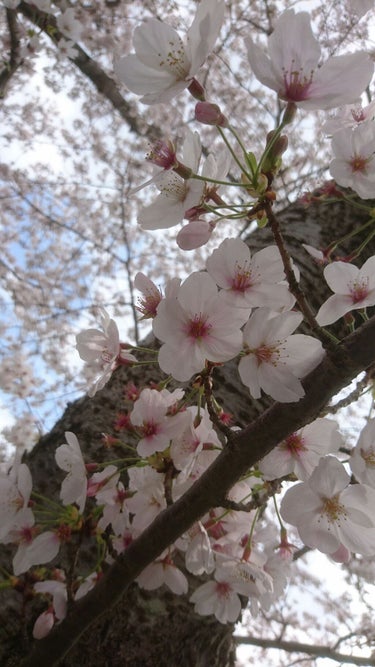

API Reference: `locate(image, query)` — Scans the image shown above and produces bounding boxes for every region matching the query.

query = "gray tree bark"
[1,194,374,667]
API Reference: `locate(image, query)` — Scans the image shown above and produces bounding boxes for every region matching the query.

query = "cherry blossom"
[114,0,225,104]
[329,123,375,199]
[55,432,87,513]
[281,456,375,556]
[76,308,136,396]
[206,239,295,310]
[0,460,32,539]
[134,272,162,318]
[259,417,343,481]
[246,10,374,110]
[323,99,375,135]
[350,418,375,486]
[33,578,67,639]
[190,567,242,624]
[170,406,221,477]
[130,387,188,457]
[136,553,188,594]
[153,271,250,382]
[239,309,324,402]
[316,256,375,325]
[126,466,167,531]
[137,130,205,230]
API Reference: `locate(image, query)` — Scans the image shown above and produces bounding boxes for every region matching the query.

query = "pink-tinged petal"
[238,355,261,399]
[33,611,55,639]
[280,483,322,524]
[115,55,176,95]
[258,363,305,403]
[246,39,279,93]
[323,261,359,293]
[164,564,188,594]
[297,510,341,553]
[133,20,186,71]
[187,0,225,74]
[177,220,212,250]
[268,11,320,74]
[316,294,355,326]
[282,335,324,375]
[309,457,350,497]
[264,310,303,342]
[303,53,374,111]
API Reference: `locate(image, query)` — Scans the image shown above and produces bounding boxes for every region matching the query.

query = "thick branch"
[21,314,375,667]
[233,635,375,666]
[0,8,22,97]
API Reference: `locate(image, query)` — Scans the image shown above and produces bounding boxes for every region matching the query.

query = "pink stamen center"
[349,277,369,303]
[186,314,212,340]
[281,65,314,102]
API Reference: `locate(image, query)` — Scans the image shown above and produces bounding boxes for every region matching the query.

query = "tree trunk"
[1,194,374,667]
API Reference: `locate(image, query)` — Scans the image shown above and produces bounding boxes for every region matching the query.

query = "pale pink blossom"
[324,99,375,135]
[316,256,375,325]
[2,509,61,575]
[176,219,213,250]
[281,456,375,556]
[259,417,343,481]
[0,460,32,539]
[76,307,136,396]
[177,521,215,575]
[134,272,162,318]
[87,465,120,504]
[246,10,374,110]
[350,418,375,486]
[239,309,324,402]
[130,387,188,457]
[126,466,166,531]
[153,272,249,382]
[57,39,79,60]
[190,570,242,624]
[33,578,67,639]
[55,431,87,513]
[206,239,295,310]
[136,554,188,594]
[329,124,375,199]
[170,406,221,476]
[114,0,225,104]
[137,131,204,230]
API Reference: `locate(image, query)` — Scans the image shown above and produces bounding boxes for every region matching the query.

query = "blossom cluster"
[4,0,375,649]
[3,405,375,636]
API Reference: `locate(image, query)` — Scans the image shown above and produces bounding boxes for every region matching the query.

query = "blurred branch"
[0,8,22,97]
[233,635,375,665]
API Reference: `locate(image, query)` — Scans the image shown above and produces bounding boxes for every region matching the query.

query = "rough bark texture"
[1,195,374,667]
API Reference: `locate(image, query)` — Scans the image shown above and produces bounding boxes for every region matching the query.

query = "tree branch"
[17,2,161,137]
[0,8,22,97]
[20,314,375,667]
[233,635,375,666]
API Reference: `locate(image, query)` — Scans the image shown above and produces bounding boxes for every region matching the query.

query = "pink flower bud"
[176,220,213,250]
[195,102,228,127]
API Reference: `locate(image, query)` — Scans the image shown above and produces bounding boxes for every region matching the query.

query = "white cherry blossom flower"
[56,9,82,41]
[316,256,375,325]
[281,456,375,556]
[114,0,225,104]
[33,578,67,639]
[323,99,375,135]
[76,307,136,396]
[153,271,250,382]
[130,387,189,457]
[350,418,375,486]
[136,554,188,594]
[206,239,294,310]
[259,417,343,481]
[55,432,87,513]
[246,10,374,110]
[190,568,242,624]
[329,123,375,199]
[137,130,204,230]
[134,272,162,318]
[239,309,324,402]
[0,460,32,540]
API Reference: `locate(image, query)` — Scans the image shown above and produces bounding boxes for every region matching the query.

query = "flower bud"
[195,102,228,127]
